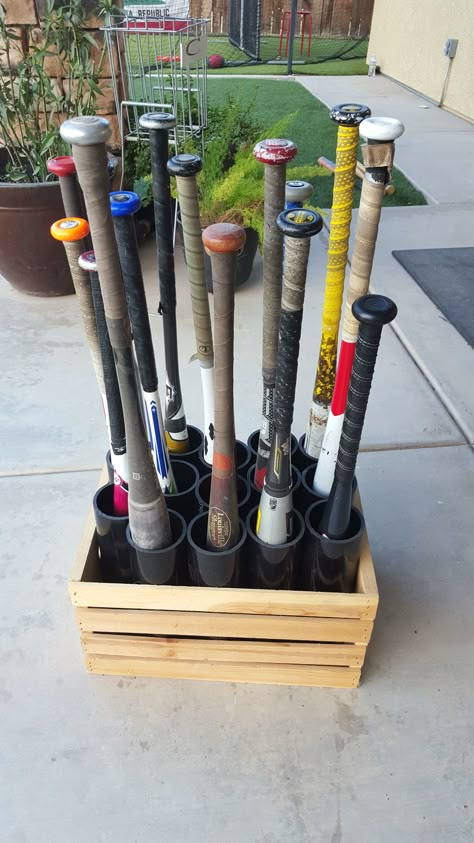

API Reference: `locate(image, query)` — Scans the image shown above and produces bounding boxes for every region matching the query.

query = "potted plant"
[0,0,111,296]
[124,95,326,291]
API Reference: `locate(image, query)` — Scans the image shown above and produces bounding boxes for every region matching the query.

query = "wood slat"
[71,580,377,618]
[86,654,361,688]
[77,607,373,643]
[82,633,366,667]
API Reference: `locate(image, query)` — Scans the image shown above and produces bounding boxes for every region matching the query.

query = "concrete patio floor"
[1,75,473,841]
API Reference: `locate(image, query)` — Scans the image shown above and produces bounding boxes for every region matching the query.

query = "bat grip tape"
[113,214,158,393]
[90,269,126,452]
[335,322,382,484]
[149,130,176,313]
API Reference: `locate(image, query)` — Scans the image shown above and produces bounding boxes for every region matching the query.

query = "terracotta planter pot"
[0,180,73,296]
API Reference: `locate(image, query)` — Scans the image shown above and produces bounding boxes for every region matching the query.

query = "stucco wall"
[368,0,474,121]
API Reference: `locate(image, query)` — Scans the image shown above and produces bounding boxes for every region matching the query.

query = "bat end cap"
[202,223,246,255]
[167,153,202,177]
[50,217,89,242]
[359,116,405,142]
[330,103,371,125]
[139,111,177,130]
[277,208,323,238]
[47,155,76,177]
[253,138,297,165]
[78,250,97,272]
[352,294,398,326]
[110,190,141,217]
[60,116,111,146]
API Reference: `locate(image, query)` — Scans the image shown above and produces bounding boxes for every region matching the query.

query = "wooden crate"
[69,492,378,688]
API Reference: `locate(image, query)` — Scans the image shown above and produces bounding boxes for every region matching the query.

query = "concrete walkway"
[1,76,474,841]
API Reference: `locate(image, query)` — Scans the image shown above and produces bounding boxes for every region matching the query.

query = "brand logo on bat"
[60,220,79,229]
[208,507,231,548]
[287,210,315,225]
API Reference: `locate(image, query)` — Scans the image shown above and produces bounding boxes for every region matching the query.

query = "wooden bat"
[167,153,215,466]
[256,209,322,546]
[60,115,171,550]
[110,190,175,494]
[314,115,405,497]
[304,103,371,460]
[253,137,298,490]
[320,294,397,539]
[78,249,129,516]
[139,112,189,454]
[202,223,246,551]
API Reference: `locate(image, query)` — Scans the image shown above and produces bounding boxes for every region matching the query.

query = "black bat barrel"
[320,294,398,540]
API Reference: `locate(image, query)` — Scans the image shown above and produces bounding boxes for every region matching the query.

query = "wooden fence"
[190,0,373,37]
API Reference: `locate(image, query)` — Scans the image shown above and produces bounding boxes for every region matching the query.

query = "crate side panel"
[82,633,367,667]
[86,654,361,687]
[77,608,374,643]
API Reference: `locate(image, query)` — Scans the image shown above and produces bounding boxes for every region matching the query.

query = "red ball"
[208,54,225,69]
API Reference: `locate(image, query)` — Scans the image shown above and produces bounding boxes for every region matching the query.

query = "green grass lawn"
[208,78,426,209]
[208,57,368,76]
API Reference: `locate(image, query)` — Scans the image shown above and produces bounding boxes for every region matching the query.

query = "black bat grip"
[112,214,158,394]
[89,269,126,455]
[336,294,397,484]
[149,129,176,313]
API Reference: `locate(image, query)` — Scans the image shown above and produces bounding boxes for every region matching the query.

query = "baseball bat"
[61,116,171,551]
[50,217,128,515]
[139,112,189,454]
[319,294,397,539]
[253,137,298,490]
[47,155,87,220]
[285,179,313,210]
[304,103,371,460]
[257,209,323,546]
[110,190,175,494]
[78,249,129,515]
[202,223,246,551]
[167,153,215,466]
[318,155,395,196]
[313,115,405,497]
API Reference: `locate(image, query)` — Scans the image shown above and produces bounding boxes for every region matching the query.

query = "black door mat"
[392,247,474,348]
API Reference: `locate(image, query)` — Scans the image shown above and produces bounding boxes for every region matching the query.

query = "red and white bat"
[313,116,405,497]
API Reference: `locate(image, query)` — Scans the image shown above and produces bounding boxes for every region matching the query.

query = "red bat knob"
[253,138,298,165]
[47,155,76,177]
[202,223,246,255]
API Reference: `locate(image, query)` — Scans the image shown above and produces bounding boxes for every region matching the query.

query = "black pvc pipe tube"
[198,438,252,478]
[196,472,252,521]
[165,459,200,522]
[294,433,317,473]
[93,483,134,583]
[187,513,246,587]
[127,509,187,585]
[301,500,365,592]
[245,506,305,590]
[170,425,205,474]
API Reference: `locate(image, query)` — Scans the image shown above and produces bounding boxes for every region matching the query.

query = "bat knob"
[139,111,177,131]
[50,217,89,242]
[167,153,202,177]
[330,103,371,125]
[78,250,97,273]
[60,115,111,146]
[47,155,76,177]
[359,116,405,143]
[352,294,398,327]
[277,208,323,238]
[285,180,313,204]
[253,138,298,165]
[202,223,246,255]
[110,190,141,217]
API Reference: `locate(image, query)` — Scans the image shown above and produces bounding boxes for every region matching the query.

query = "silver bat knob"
[60,115,111,146]
[139,112,177,131]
